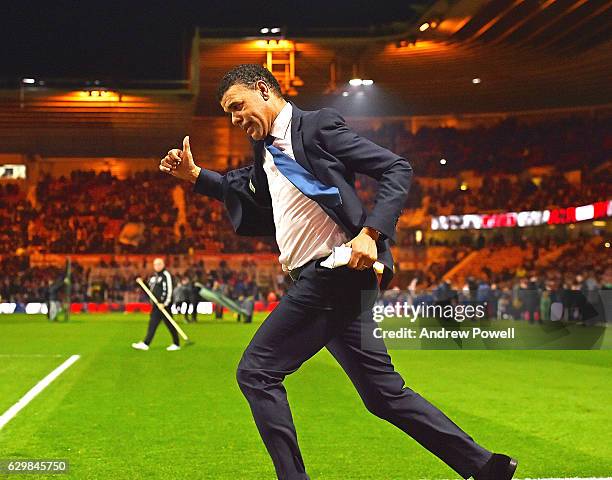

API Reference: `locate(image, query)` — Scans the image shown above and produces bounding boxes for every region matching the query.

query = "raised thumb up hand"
[182,135,192,162]
[159,135,200,183]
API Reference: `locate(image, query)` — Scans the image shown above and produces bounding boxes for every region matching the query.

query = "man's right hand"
[159,135,201,183]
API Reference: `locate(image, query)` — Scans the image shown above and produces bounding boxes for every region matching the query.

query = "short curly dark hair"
[216,64,283,102]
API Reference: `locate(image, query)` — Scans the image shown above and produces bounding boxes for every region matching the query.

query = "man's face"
[153,258,164,272]
[220,83,272,141]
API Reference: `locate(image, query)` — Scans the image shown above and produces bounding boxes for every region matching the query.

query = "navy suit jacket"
[194,102,413,289]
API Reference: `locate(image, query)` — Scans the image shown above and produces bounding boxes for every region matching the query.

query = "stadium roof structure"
[196,0,611,116]
[0,80,196,157]
[444,0,611,54]
[0,0,609,157]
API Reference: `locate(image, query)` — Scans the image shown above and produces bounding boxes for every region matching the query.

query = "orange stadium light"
[252,39,294,50]
[389,39,449,53]
[78,89,121,101]
[45,91,156,106]
[436,16,471,34]
[251,39,276,49]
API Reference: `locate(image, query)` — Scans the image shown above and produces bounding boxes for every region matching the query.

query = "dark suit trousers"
[144,306,179,346]
[236,260,492,480]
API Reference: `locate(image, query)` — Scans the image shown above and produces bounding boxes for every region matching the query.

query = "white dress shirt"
[263,102,348,271]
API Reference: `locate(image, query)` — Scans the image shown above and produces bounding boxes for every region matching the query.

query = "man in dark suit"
[160,64,516,480]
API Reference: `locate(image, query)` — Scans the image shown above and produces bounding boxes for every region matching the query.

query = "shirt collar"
[270,102,292,141]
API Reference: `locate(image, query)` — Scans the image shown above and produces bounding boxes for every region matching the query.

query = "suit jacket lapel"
[253,139,265,166]
[288,102,354,237]
[252,140,272,204]
[290,102,315,175]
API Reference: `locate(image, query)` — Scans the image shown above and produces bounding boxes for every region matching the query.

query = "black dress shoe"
[474,453,518,480]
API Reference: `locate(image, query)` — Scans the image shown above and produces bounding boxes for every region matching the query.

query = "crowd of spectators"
[1,115,609,320]
[0,255,283,307]
[30,170,179,254]
[183,188,276,254]
[423,170,610,216]
[0,183,36,255]
[384,237,611,324]
[354,167,609,216]
[2,115,609,256]
[359,115,610,176]
[0,169,278,256]
[4,233,608,324]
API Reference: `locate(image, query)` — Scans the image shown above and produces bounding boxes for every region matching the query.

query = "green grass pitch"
[0,313,610,479]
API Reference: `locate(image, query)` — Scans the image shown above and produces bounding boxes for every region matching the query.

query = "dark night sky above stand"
[3,0,432,80]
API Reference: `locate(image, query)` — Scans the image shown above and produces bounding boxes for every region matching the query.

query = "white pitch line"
[0,354,80,430]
